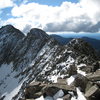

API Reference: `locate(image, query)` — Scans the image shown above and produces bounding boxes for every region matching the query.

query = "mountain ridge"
[0,25,99,100]
[50,34,100,53]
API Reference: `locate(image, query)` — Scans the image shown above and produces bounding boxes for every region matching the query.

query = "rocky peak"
[0,25,25,64]
[0,24,25,38]
[0,24,14,31]
[68,38,91,47]
[27,28,49,39]
[67,38,98,59]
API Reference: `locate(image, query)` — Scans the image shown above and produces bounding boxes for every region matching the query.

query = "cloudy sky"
[0,0,100,34]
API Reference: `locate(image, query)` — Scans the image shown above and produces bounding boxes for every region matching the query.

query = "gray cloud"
[88,22,100,33]
[44,20,100,33]
[44,15,98,33]
[22,24,32,34]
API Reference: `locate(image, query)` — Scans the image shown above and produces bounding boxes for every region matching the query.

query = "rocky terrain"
[51,34,100,57]
[0,25,100,100]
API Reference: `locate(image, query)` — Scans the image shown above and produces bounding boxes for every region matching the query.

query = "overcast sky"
[0,0,100,34]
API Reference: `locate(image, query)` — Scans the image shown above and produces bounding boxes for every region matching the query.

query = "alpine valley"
[0,25,100,100]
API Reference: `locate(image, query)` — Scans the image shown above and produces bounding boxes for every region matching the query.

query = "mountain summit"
[29,28,49,39]
[0,25,24,37]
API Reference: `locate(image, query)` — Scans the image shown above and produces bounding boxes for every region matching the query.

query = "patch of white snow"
[71,88,86,100]
[67,75,76,85]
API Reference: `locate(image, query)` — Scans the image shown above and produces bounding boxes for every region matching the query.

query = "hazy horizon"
[51,33,100,40]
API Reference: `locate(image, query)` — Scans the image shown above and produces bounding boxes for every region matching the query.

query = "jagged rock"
[31,92,42,99]
[74,74,89,92]
[85,84,100,100]
[81,62,100,73]
[42,86,60,97]
[86,70,100,82]
[24,82,43,99]
[23,81,77,100]
[29,28,49,39]
[49,83,76,92]
[68,39,97,57]
[28,81,41,86]
[67,64,77,76]
[79,65,93,73]
[57,78,67,84]
[85,81,94,93]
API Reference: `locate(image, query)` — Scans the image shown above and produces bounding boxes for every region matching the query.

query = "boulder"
[80,62,100,73]
[31,92,42,99]
[67,64,77,76]
[50,83,76,92]
[85,81,94,93]
[42,86,60,97]
[74,74,88,92]
[24,81,77,100]
[86,70,100,82]
[29,81,41,86]
[85,85,100,99]
[24,82,44,99]
[57,78,67,84]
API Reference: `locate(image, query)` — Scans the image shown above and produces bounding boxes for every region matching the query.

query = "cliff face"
[0,25,99,100]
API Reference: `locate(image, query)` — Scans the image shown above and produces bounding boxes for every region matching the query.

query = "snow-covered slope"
[0,25,99,100]
[0,25,50,100]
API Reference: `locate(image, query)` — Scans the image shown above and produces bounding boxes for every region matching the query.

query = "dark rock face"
[0,25,25,64]
[0,25,50,71]
[29,28,49,39]
[11,28,50,71]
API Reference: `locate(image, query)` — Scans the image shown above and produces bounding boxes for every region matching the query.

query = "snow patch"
[48,75,58,83]
[4,82,23,100]
[67,75,76,85]
[35,96,44,100]
[71,88,86,100]
[77,68,86,76]
[77,64,86,68]
[67,56,75,64]
[0,62,13,80]
[77,64,87,76]
[57,98,63,100]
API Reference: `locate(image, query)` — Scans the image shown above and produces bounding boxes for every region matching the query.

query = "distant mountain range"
[50,34,100,52]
